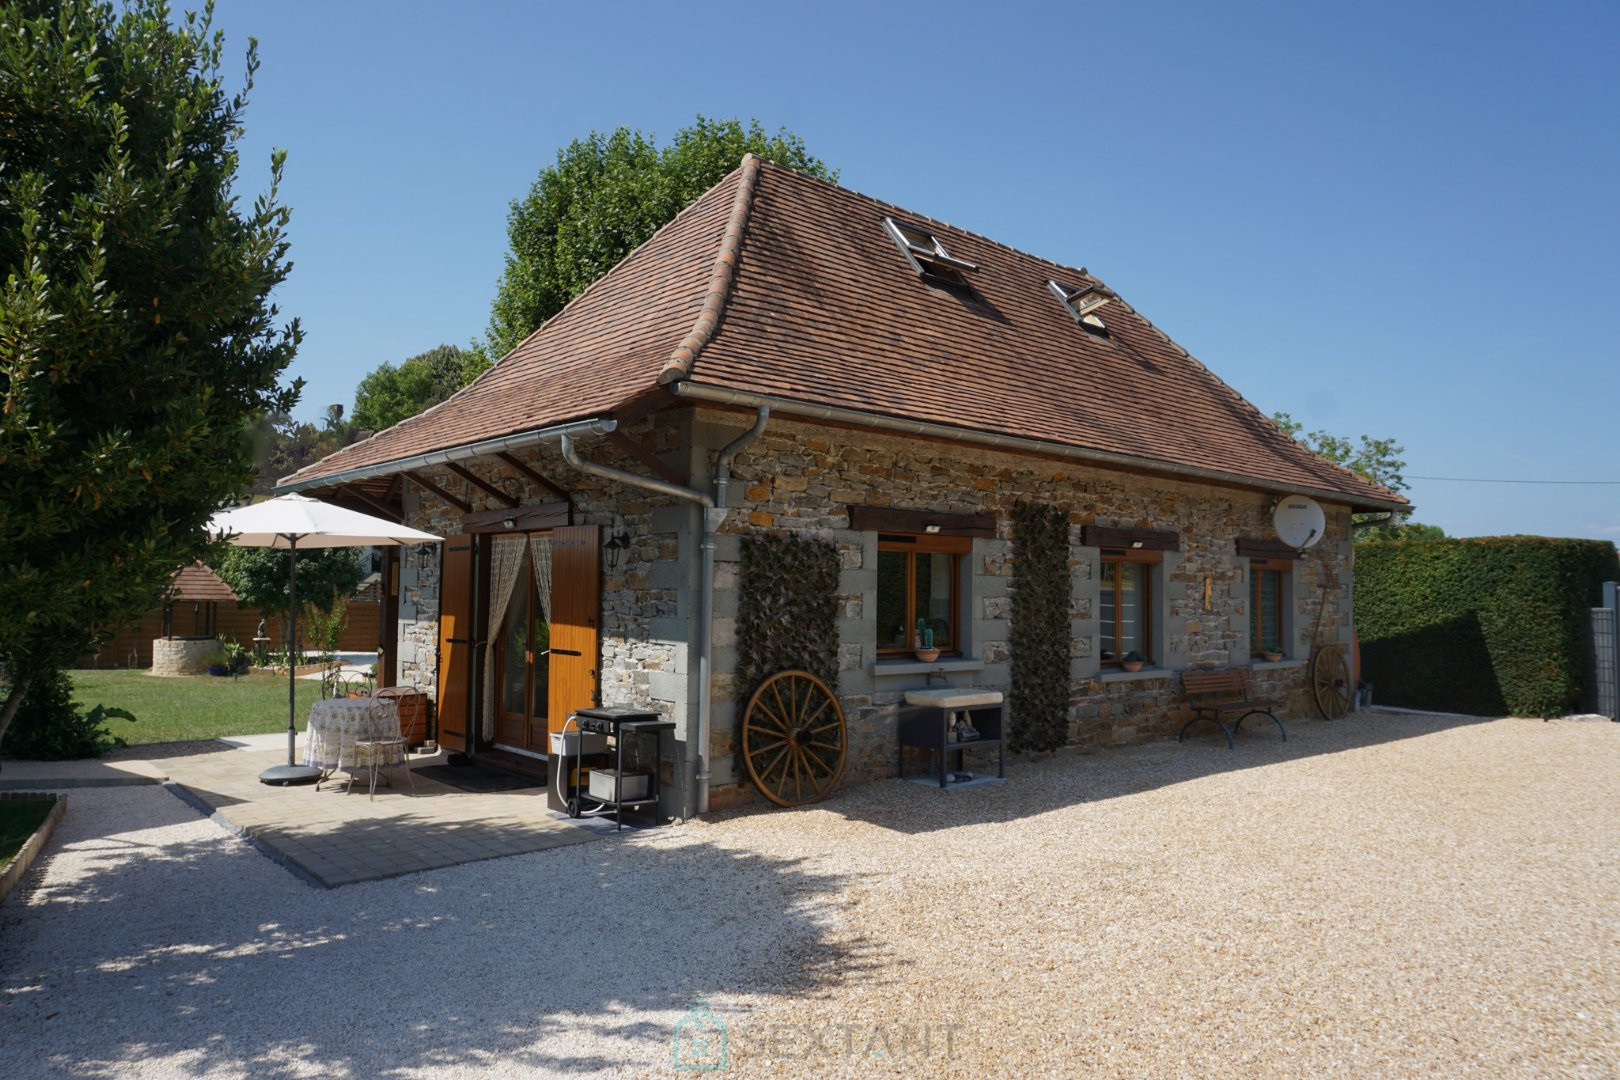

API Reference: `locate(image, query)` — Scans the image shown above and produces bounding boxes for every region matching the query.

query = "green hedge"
[1356,537,1616,717]
[734,532,841,785]
[1010,502,1072,753]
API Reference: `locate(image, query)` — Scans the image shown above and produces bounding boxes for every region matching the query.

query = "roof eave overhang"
[667,382,1410,514]
[272,417,620,495]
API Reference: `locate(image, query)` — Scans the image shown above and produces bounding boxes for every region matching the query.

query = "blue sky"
[211,0,1619,541]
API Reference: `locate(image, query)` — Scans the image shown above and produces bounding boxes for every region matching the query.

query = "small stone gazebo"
[150,563,239,676]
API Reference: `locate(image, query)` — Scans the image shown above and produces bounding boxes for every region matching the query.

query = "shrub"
[1010,502,1072,753]
[734,532,841,787]
[1356,536,1617,716]
[1,670,136,759]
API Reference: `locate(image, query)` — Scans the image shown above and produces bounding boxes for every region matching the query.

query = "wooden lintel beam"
[444,461,518,508]
[339,484,402,522]
[461,501,571,534]
[495,452,571,504]
[607,429,685,487]
[404,470,471,513]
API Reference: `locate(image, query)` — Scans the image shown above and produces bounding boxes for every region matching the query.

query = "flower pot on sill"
[914,648,941,663]
[1262,652,1283,663]
[1121,661,1144,673]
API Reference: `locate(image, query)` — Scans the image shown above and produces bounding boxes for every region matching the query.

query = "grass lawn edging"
[0,792,67,907]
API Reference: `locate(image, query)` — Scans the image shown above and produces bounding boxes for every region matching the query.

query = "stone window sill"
[871,658,985,678]
[1250,659,1306,670]
[1097,667,1174,683]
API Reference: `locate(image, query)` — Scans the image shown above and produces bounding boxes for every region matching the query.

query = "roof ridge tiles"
[659,154,760,384]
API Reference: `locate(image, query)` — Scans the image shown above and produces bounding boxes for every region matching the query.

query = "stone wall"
[150,636,218,677]
[396,415,697,796]
[703,410,1353,800]
[387,404,1353,813]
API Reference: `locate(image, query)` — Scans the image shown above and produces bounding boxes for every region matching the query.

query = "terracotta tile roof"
[170,562,238,603]
[279,168,744,484]
[281,159,1405,510]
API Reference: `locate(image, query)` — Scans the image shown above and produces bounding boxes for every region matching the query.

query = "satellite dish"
[1273,495,1326,550]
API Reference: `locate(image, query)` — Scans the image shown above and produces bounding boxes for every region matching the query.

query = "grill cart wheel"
[741,670,847,807]
[1311,646,1352,720]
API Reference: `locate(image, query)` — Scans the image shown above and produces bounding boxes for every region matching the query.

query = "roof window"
[1048,279,1114,325]
[883,217,978,287]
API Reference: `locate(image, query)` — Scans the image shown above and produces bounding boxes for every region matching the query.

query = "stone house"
[279,156,1406,817]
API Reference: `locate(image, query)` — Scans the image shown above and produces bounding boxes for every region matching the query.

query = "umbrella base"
[259,764,323,786]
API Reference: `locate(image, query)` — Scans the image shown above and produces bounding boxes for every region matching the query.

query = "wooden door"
[436,535,475,752]
[547,524,599,735]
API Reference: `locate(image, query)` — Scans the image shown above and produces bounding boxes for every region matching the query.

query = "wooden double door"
[436,524,599,755]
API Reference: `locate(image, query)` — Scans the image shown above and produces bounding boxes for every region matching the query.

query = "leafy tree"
[212,546,363,658]
[481,116,836,361]
[1272,413,1440,541]
[0,0,300,747]
[350,344,471,431]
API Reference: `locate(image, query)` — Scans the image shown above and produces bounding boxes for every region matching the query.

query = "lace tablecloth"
[302,698,402,772]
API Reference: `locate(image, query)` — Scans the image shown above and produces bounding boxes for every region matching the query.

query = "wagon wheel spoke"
[752,702,789,732]
[756,743,790,782]
[742,670,847,807]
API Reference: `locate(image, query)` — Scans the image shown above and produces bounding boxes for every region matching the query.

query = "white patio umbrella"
[207,493,441,785]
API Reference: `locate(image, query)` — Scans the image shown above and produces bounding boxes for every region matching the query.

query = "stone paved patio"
[4,735,615,888]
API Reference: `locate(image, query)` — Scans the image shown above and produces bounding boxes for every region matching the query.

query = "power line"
[1407,475,1620,486]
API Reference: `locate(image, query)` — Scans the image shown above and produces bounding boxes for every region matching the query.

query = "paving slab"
[154,741,614,887]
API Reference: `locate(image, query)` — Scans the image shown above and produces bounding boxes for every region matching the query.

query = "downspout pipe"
[714,406,770,510]
[560,434,718,822]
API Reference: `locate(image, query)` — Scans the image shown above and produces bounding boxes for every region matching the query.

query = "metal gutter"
[273,418,619,494]
[668,383,1410,514]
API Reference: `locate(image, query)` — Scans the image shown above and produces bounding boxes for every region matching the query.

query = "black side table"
[898,703,1006,788]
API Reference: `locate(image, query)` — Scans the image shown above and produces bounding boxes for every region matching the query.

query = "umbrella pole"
[287,534,298,764]
[260,534,321,785]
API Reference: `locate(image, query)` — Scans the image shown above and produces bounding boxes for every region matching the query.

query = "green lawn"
[1,800,53,870]
[69,669,324,745]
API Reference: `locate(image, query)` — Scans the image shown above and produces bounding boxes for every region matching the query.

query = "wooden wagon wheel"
[1311,646,1352,720]
[742,670,846,807]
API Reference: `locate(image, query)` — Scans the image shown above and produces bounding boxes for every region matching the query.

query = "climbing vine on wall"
[734,531,841,783]
[1010,502,1072,753]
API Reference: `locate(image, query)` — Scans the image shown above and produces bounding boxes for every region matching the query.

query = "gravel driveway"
[2,709,1616,1077]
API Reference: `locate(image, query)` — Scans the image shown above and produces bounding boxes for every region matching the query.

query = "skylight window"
[1047,279,1114,324]
[883,217,978,287]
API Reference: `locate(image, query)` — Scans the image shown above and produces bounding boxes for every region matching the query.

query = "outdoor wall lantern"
[603,530,632,568]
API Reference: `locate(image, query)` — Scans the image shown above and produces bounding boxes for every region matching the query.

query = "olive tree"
[0,0,300,745]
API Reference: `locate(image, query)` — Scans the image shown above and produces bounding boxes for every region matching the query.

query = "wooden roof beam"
[607,429,685,488]
[444,461,518,508]
[494,452,571,504]
[404,470,471,513]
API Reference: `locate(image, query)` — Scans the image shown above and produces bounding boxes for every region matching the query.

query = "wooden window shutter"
[435,534,475,752]
[547,524,600,736]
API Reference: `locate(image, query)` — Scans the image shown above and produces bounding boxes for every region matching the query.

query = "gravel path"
[2,710,1616,1077]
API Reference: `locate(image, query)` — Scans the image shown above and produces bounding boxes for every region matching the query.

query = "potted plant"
[222,639,252,674]
[1120,650,1145,672]
[203,646,232,676]
[1261,643,1283,662]
[914,619,940,663]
